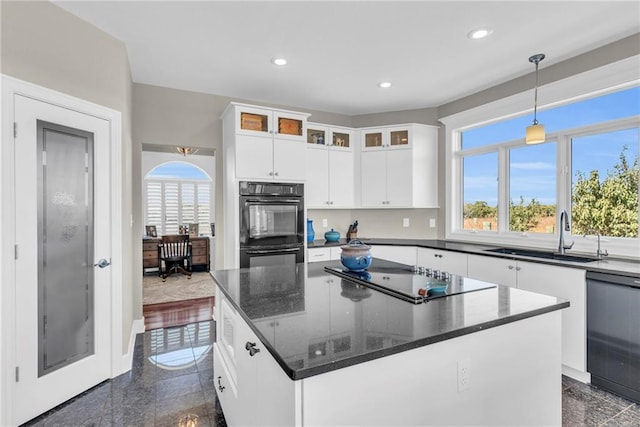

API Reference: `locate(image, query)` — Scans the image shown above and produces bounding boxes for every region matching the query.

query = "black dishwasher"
[587,271,640,403]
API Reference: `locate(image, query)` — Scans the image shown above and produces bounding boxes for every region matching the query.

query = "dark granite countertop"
[308,238,640,278]
[212,259,569,381]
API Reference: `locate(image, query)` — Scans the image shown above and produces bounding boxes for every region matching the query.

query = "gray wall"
[1,1,135,351]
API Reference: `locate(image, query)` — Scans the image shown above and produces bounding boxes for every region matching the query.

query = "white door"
[386,149,412,207]
[360,150,387,207]
[13,95,111,425]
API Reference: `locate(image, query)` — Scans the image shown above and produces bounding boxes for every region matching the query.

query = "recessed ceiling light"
[378,81,392,89]
[467,28,493,40]
[271,58,287,66]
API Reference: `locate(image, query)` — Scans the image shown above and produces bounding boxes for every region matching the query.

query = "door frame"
[0,75,124,426]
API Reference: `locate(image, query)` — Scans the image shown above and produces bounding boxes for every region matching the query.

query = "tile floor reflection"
[21,320,640,426]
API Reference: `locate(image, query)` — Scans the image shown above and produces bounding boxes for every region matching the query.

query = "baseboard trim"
[562,365,591,384]
[115,318,145,377]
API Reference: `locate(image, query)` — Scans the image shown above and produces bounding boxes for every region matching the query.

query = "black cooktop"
[324,265,496,304]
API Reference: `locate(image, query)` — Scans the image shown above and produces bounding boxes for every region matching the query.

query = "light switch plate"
[322,218,328,228]
[429,218,436,228]
[403,218,410,227]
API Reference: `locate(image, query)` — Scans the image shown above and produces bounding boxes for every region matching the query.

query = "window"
[463,152,498,231]
[571,128,639,238]
[509,142,556,234]
[144,162,213,236]
[446,83,639,257]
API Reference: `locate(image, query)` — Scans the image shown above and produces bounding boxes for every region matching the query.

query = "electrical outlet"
[429,218,436,228]
[403,218,410,227]
[322,218,328,228]
[458,358,471,392]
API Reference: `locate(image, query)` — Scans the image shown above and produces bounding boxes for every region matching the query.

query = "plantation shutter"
[145,178,212,236]
[181,183,196,226]
[197,183,211,234]
[146,182,162,231]
[164,182,179,235]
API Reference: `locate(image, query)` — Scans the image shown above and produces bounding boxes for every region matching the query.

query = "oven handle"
[245,247,301,255]
[244,199,302,204]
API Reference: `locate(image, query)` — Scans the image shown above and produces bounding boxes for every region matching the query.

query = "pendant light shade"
[525,123,545,144]
[526,53,546,144]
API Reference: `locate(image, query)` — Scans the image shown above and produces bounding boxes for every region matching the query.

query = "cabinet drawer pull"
[245,341,261,357]
[217,376,225,392]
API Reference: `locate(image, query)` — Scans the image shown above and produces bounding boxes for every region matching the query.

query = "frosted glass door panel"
[37,121,94,377]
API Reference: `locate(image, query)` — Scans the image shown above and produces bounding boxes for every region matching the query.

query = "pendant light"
[525,53,546,144]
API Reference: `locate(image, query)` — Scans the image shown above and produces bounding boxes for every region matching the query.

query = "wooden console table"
[143,237,210,272]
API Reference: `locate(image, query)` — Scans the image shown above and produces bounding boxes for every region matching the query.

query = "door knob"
[245,341,261,356]
[94,258,111,268]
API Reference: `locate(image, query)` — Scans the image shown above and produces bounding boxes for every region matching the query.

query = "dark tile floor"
[22,320,640,427]
[562,375,640,426]
[22,321,226,427]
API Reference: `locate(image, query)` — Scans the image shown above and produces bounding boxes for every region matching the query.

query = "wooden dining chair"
[158,234,192,281]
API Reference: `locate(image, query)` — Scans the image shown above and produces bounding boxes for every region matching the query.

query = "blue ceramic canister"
[324,228,340,242]
[340,239,372,271]
[307,219,315,243]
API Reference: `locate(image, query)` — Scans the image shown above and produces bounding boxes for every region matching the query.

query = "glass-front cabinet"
[362,126,411,150]
[306,123,355,208]
[223,103,310,181]
[234,104,306,141]
[360,124,438,208]
[307,126,352,149]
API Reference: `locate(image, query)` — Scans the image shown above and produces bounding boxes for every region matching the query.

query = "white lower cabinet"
[370,245,417,266]
[307,246,341,263]
[214,286,297,426]
[466,254,587,377]
[416,248,468,277]
[467,254,518,287]
[516,262,586,376]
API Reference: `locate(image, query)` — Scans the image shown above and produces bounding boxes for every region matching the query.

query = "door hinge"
[14,244,18,260]
[13,122,17,138]
[15,366,19,382]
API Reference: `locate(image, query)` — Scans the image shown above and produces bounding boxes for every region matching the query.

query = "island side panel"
[300,310,562,426]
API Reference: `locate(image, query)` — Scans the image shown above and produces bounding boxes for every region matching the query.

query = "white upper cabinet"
[306,123,355,208]
[223,103,310,181]
[360,124,438,208]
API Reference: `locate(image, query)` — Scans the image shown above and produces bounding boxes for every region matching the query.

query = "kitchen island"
[212,259,569,426]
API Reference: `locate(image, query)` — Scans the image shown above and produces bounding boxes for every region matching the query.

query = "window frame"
[442,57,640,259]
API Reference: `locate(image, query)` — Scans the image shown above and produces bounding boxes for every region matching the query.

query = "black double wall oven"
[239,181,304,268]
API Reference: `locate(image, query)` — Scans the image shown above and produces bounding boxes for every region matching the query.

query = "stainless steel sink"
[484,247,598,263]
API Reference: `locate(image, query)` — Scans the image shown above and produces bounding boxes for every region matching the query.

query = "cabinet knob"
[508,265,514,270]
[217,376,225,392]
[268,172,274,176]
[516,266,521,271]
[274,172,279,176]
[329,201,333,205]
[245,341,261,357]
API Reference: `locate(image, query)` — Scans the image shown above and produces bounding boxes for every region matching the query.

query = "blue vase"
[307,219,315,243]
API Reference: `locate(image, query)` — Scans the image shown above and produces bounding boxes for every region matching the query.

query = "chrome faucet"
[557,210,574,254]
[585,230,608,260]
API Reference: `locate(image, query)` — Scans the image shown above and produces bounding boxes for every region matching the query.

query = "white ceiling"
[54,1,639,115]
